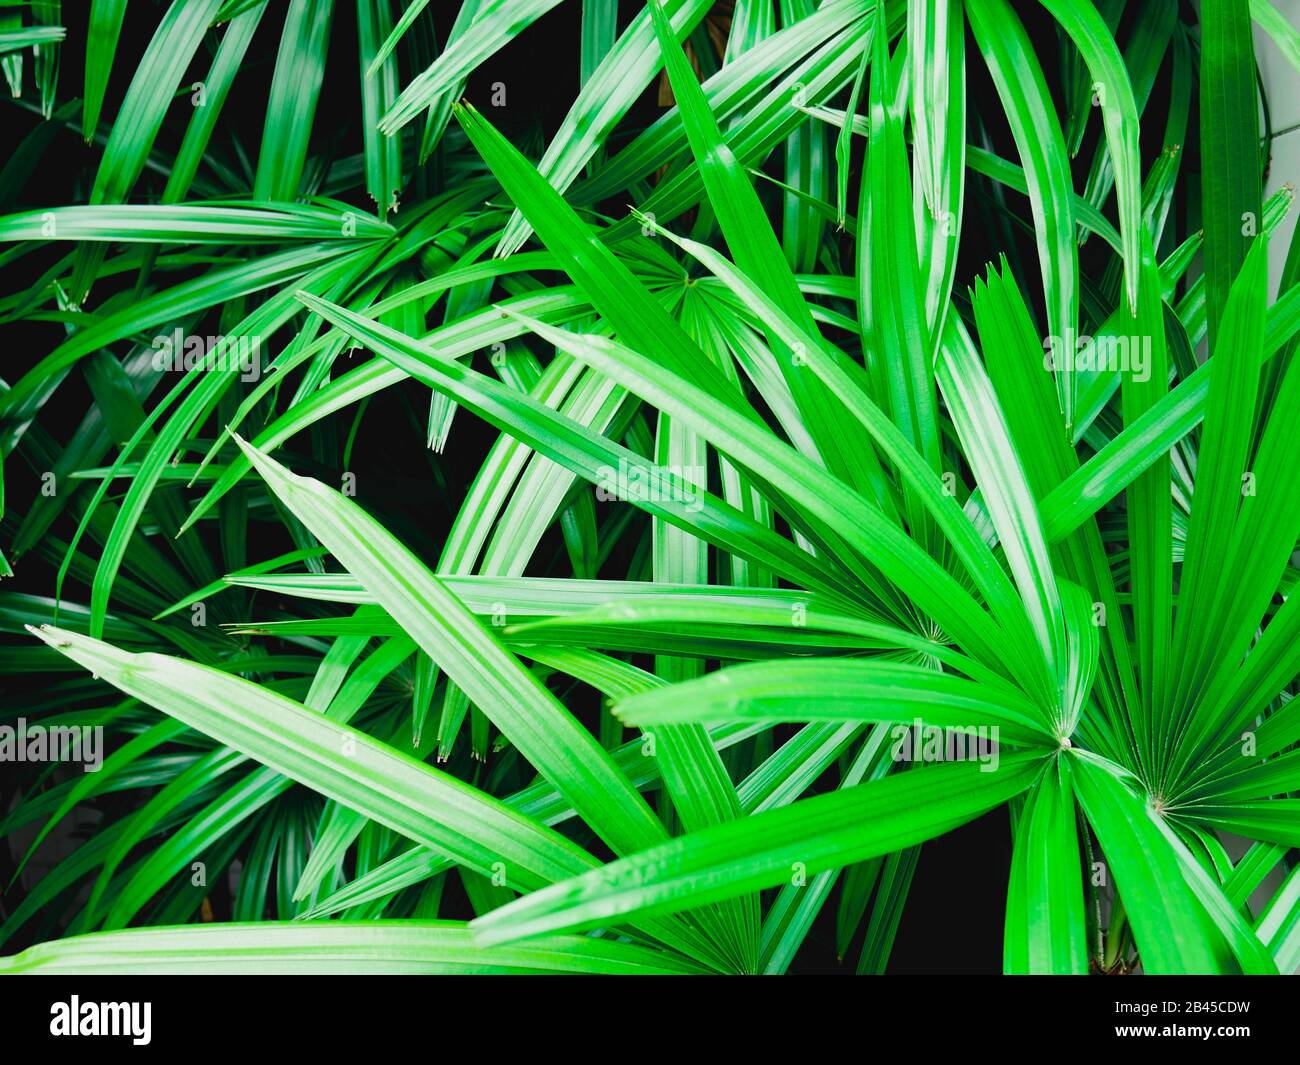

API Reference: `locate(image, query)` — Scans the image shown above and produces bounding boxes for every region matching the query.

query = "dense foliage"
[1,0,1299,975]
